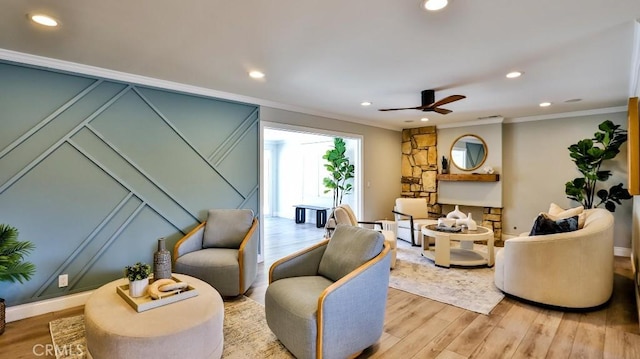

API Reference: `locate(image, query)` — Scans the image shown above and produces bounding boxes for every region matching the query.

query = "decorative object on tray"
[116,276,198,312]
[446,205,467,220]
[434,225,463,233]
[153,238,171,280]
[437,218,456,228]
[455,212,478,230]
[124,262,151,298]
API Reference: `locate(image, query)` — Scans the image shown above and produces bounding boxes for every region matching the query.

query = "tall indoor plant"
[323,137,355,208]
[565,120,632,212]
[0,224,36,335]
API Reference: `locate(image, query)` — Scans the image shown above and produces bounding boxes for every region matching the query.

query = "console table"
[293,204,329,228]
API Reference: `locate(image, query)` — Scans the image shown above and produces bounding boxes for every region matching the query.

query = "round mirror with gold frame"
[450,134,488,171]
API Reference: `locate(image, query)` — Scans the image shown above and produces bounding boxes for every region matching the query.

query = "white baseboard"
[614,246,632,257]
[6,290,93,323]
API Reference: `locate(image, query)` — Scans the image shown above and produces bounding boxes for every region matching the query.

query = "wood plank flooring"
[1,217,639,359]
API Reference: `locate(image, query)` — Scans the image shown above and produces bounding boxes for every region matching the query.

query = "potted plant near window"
[124,262,151,298]
[0,224,36,335]
[322,137,355,208]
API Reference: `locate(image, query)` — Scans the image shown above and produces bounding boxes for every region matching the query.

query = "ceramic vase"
[129,278,149,298]
[154,238,172,280]
[446,205,467,220]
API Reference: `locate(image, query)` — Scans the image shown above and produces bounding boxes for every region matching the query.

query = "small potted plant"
[124,262,151,298]
[0,224,36,335]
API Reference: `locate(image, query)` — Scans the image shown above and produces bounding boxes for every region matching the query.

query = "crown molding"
[436,116,504,129]
[505,106,627,124]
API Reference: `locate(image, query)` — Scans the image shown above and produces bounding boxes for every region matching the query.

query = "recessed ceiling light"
[506,71,522,79]
[420,117,429,122]
[539,102,552,107]
[360,101,372,106]
[423,0,448,11]
[29,14,59,27]
[248,71,265,79]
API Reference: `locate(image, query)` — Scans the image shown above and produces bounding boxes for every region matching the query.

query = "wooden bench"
[293,205,330,228]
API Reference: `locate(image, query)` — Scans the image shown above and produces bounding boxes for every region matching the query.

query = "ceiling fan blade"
[431,95,466,108]
[378,106,422,111]
[431,107,452,115]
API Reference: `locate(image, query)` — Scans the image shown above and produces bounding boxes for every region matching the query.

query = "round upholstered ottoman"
[84,273,223,359]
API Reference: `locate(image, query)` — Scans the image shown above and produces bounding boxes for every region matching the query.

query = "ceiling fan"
[378,89,466,114]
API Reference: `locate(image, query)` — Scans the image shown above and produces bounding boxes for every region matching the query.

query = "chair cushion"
[173,248,240,296]
[340,204,358,225]
[333,207,354,226]
[529,213,579,236]
[203,209,254,248]
[265,276,334,359]
[318,225,384,282]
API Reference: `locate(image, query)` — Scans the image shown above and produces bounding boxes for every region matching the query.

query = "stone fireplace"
[401,126,504,245]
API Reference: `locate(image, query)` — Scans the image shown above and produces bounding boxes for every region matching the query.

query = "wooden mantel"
[437,173,500,182]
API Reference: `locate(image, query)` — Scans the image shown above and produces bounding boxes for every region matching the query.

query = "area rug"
[49,296,294,359]
[389,244,504,315]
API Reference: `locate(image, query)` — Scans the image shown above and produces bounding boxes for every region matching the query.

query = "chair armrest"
[238,218,259,292]
[316,243,391,358]
[392,210,417,245]
[269,240,329,283]
[391,210,413,220]
[357,221,383,230]
[173,222,205,262]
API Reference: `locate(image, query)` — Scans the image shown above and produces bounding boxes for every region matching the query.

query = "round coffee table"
[421,224,494,268]
[84,273,224,359]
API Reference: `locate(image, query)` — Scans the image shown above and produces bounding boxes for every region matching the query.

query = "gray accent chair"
[265,225,391,359]
[173,209,258,297]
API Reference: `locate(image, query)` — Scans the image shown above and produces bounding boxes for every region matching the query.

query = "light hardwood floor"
[2,217,639,359]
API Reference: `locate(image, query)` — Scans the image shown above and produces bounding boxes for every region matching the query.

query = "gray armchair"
[265,225,391,359]
[173,209,258,297]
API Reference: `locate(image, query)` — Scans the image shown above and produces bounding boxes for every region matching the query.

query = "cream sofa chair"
[392,198,437,247]
[332,204,397,268]
[494,208,614,309]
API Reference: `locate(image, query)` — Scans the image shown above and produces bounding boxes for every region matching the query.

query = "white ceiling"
[1,1,640,130]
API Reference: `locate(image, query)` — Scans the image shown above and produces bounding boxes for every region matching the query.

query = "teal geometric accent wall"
[0,62,259,306]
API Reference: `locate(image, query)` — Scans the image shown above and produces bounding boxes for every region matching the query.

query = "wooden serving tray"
[116,276,198,312]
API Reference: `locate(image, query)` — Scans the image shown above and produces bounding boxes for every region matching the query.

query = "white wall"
[503,112,632,248]
[437,122,503,208]
[261,107,402,221]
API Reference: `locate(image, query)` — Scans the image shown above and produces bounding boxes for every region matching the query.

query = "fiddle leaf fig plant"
[565,120,632,212]
[0,224,36,284]
[323,137,355,208]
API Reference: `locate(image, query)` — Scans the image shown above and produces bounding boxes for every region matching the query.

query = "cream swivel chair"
[494,208,614,308]
[332,204,397,268]
[173,209,258,297]
[392,198,437,247]
[265,225,391,359]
